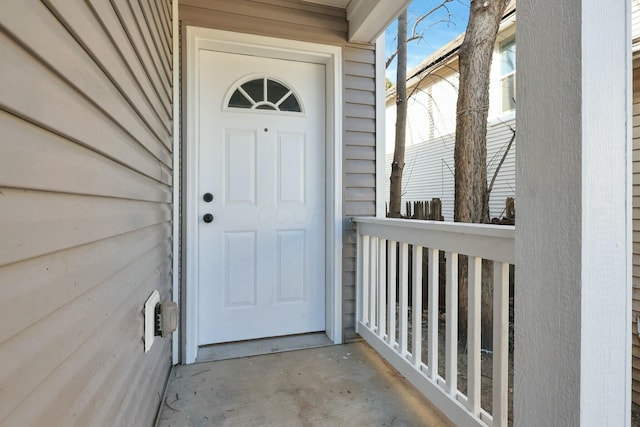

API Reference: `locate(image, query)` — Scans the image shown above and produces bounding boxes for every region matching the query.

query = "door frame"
[184,26,343,364]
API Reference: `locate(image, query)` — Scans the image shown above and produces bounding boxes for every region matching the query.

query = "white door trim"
[185,26,343,364]
[374,34,386,218]
[171,0,180,365]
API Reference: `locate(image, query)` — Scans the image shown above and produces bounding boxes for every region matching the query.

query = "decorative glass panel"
[229,90,252,108]
[278,94,302,112]
[241,79,264,103]
[267,80,290,104]
[227,77,302,113]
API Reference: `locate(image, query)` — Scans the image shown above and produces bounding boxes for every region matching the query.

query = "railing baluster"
[398,243,409,355]
[493,261,509,426]
[378,238,387,339]
[428,248,439,380]
[361,234,370,327]
[467,256,482,415]
[445,252,458,395]
[387,241,397,346]
[369,237,378,331]
[412,245,423,367]
[356,228,362,334]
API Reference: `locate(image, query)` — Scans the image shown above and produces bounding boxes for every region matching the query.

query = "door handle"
[203,213,214,223]
[203,193,214,202]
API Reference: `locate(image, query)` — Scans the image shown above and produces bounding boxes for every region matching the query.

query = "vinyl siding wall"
[385,68,460,153]
[178,0,377,341]
[384,118,516,221]
[0,1,173,426]
[633,59,640,409]
[342,45,377,339]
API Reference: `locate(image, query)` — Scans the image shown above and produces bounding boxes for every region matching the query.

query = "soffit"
[302,0,350,7]
[301,0,411,43]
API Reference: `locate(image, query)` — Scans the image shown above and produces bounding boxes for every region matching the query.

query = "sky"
[385,0,470,83]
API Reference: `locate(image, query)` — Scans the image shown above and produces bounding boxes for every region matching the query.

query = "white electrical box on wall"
[144,290,160,353]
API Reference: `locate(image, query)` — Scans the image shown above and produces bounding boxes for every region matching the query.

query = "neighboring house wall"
[385,67,460,153]
[0,1,173,426]
[384,32,516,220]
[385,117,515,221]
[178,0,377,340]
[633,0,640,49]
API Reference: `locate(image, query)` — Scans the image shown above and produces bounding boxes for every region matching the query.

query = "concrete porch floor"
[156,341,454,427]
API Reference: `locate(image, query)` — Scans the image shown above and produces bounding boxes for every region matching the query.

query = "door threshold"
[195,332,333,363]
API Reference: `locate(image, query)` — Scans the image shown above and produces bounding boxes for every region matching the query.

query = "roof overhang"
[302,0,411,43]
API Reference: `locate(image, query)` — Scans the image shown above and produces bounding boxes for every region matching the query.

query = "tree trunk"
[388,10,408,218]
[454,0,507,348]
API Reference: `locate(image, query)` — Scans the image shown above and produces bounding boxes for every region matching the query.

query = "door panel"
[276,230,306,302]
[224,231,257,307]
[225,131,256,205]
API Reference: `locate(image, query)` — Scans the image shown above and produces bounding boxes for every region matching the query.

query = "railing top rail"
[352,217,515,264]
[352,217,515,238]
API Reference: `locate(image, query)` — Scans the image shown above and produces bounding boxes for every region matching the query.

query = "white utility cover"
[144,290,160,353]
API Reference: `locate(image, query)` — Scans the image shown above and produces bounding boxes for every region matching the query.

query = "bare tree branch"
[385,0,456,69]
[386,53,398,69]
[487,128,516,195]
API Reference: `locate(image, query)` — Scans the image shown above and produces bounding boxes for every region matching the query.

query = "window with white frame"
[499,37,516,112]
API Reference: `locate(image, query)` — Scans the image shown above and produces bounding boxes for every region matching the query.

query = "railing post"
[369,237,378,331]
[467,256,482,415]
[412,245,423,367]
[445,252,458,395]
[493,261,509,426]
[387,241,397,346]
[427,248,439,380]
[377,238,387,340]
[398,243,409,356]
[355,224,362,333]
[361,234,370,327]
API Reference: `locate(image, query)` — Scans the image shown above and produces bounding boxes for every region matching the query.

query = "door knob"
[203,213,214,223]
[203,193,214,202]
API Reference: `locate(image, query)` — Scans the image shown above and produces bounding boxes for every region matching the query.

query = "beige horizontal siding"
[112,0,172,100]
[0,39,171,180]
[0,111,170,203]
[178,1,376,342]
[0,0,172,425]
[179,0,347,45]
[633,61,640,409]
[343,43,377,339]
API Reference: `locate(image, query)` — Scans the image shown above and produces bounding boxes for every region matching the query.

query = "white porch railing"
[353,217,515,427]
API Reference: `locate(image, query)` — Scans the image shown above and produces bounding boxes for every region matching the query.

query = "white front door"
[196,50,326,346]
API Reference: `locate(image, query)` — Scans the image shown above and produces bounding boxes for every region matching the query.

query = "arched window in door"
[226,77,303,113]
